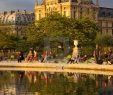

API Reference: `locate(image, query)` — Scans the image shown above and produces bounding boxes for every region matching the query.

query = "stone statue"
[72,40,79,63]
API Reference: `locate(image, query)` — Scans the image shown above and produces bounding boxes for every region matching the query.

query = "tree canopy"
[72,17,99,46]
[95,34,113,47]
[26,13,100,50]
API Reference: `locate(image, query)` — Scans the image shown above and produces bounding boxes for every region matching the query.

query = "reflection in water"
[0,71,113,95]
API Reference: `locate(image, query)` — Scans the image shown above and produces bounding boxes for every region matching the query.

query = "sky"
[0,0,113,12]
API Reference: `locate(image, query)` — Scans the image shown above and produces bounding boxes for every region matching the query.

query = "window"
[58,0,61,3]
[74,7,75,9]
[87,8,90,14]
[80,8,83,16]
[106,29,108,34]
[39,14,41,19]
[106,22,108,27]
[71,0,77,2]
[64,7,66,16]
[108,12,111,17]
[64,11,66,16]
[73,11,76,19]
[64,7,66,10]
[102,12,105,17]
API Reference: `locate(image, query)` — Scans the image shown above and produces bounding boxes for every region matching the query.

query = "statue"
[72,40,79,63]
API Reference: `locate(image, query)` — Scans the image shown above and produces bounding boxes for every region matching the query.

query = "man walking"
[93,44,100,64]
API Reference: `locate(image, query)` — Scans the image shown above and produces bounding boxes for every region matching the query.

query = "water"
[0,71,113,95]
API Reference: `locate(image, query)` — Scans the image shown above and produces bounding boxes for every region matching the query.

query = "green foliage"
[0,25,28,51]
[72,17,100,46]
[26,23,44,48]
[95,34,113,47]
[38,13,73,37]
[0,27,14,49]
[26,13,99,52]
[80,46,95,57]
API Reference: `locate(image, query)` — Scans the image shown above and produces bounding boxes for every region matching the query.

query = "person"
[67,54,74,64]
[79,55,87,62]
[108,48,113,61]
[25,50,33,62]
[33,50,38,62]
[103,51,108,64]
[41,51,48,63]
[67,48,75,64]
[93,44,100,64]
[18,51,24,63]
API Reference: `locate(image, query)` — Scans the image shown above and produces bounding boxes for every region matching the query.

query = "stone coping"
[0,61,113,71]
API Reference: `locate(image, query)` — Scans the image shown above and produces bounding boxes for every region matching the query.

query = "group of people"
[25,50,38,62]
[93,44,113,64]
[17,49,51,63]
[17,44,113,64]
[17,50,38,63]
[67,44,113,64]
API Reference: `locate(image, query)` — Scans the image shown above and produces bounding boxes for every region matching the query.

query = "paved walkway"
[0,61,113,75]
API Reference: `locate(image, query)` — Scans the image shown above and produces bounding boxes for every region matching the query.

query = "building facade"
[35,0,99,20]
[35,0,113,35]
[0,10,34,36]
[98,7,113,35]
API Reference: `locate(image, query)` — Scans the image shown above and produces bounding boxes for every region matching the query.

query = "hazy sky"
[0,0,113,12]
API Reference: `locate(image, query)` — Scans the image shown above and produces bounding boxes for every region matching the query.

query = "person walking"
[93,44,100,64]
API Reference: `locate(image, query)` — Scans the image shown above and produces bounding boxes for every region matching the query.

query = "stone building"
[0,10,34,36]
[35,0,113,35]
[35,0,99,20]
[98,7,113,35]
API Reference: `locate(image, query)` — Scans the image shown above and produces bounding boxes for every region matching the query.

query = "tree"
[38,13,73,37]
[25,22,44,50]
[26,13,73,51]
[72,17,100,46]
[0,26,13,49]
[95,34,113,47]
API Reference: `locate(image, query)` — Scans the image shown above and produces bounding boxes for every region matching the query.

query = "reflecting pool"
[0,71,113,95]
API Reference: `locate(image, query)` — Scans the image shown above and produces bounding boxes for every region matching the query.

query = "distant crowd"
[0,44,113,65]
[93,44,113,65]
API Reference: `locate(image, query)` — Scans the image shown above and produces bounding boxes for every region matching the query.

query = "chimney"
[35,0,38,6]
[11,10,15,14]
[96,0,99,6]
[17,9,20,12]
[24,10,27,14]
[4,11,7,15]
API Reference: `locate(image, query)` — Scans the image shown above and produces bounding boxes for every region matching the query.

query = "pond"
[0,71,113,95]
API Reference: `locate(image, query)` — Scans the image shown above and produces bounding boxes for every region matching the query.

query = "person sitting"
[25,50,33,62]
[103,51,108,64]
[79,55,87,62]
[67,55,75,64]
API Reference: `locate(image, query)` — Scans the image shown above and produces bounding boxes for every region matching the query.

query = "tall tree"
[72,17,100,46]
[26,13,100,52]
